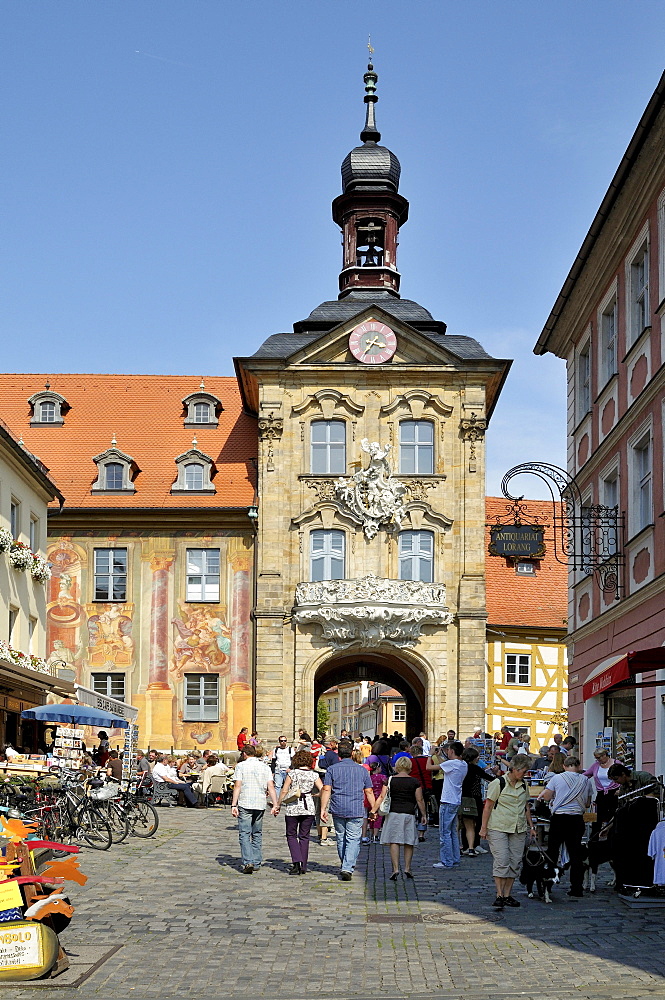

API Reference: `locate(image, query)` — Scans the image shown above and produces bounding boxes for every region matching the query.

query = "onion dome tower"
[333,61,409,299]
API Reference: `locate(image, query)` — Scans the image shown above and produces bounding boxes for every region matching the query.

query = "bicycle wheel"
[75,804,113,850]
[106,801,130,844]
[128,799,159,838]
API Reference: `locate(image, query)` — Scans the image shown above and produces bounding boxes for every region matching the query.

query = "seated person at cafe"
[195,755,231,796]
[178,753,200,777]
[136,750,151,774]
[153,755,202,807]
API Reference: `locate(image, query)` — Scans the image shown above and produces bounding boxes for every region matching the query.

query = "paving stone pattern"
[11,807,665,999]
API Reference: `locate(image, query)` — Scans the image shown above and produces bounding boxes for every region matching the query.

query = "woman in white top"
[272,749,323,875]
[583,748,620,836]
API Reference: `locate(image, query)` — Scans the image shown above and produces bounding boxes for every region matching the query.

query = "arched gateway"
[234,62,510,745]
[313,651,428,738]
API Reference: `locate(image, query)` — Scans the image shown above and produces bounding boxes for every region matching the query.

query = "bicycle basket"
[89,785,116,801]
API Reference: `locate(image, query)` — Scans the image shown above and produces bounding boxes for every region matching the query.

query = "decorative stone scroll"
[293,574,453,649]
[334,439,406,539]
[258,412,284,472]
[459,413,487,473]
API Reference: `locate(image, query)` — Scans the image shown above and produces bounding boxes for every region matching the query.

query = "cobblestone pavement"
[10,806,665,999]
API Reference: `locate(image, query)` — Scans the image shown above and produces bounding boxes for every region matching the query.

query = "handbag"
[379,777,392,815]
[281,773,302,805]
[460,795,478,817]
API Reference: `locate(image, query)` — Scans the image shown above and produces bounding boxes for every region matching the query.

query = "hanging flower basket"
[9,541,34,571]
[31,554,52,584]
[0,639,47,673]
[0,527,12,553]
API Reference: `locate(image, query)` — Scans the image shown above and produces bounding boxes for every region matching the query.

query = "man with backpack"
[270,736,295,795]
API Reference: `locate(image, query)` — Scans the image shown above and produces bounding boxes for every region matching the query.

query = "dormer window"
[193,402,211,423]
[28,387,68,426]
[182,391,222,428]
[185,462,204,490]
[92,446,137,493]
[40,401,56,422]
[172,447,215,493]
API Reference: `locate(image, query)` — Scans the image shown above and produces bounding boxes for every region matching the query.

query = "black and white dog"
[519,845,561,902]
[581,838,615,892]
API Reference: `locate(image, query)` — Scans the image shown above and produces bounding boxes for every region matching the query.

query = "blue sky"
[3,2,665,496]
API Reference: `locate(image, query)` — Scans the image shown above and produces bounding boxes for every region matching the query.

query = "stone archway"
[313,649,427,738]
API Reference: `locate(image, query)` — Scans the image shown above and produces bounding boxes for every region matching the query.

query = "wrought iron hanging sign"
[496,462,624,599]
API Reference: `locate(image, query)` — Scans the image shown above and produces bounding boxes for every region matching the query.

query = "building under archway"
[314,651,426,738]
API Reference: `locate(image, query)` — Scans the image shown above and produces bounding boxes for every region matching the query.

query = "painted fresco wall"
[45,531,253,750]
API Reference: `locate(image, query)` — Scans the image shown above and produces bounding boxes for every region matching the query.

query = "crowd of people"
[227,727,663,905]
[69,725,661,905]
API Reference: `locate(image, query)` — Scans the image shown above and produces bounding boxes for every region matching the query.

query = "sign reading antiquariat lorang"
[489,524,546,558]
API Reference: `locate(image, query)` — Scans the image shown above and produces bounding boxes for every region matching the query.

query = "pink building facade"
[535,70,665,776]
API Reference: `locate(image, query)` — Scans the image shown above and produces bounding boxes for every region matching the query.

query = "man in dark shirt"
[320,741,376,880]
[318,738,340,772]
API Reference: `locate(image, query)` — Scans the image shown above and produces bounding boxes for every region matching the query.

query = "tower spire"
[360,50,380,144]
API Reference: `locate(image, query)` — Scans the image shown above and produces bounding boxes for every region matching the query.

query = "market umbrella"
[21,703,129,729]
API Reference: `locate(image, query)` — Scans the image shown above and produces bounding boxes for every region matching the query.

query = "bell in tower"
[333,60,409,298]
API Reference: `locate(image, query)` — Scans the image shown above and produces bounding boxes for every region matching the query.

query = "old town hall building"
[1,65,511,748]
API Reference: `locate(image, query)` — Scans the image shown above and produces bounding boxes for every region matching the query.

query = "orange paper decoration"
[38,856,88,886]
[0,816,39,843]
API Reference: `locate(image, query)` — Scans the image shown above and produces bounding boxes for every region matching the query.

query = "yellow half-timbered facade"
[485,498,568,746]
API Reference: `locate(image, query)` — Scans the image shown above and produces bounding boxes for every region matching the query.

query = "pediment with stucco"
[291,388,364,420]
[286,307,463,368]
[380,389,453,420]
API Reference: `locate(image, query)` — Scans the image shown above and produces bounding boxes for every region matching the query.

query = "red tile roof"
[0,374,256,509]
[485,497,568,631]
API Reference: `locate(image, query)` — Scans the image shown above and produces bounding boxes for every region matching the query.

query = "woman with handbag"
[372,757,427,880]
[362,759,388,844]
[272,749,323,875]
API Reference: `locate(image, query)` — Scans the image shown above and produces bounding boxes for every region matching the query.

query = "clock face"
[348,321,397,365]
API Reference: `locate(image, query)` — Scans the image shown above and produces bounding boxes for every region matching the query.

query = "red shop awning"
[582,647,665,701]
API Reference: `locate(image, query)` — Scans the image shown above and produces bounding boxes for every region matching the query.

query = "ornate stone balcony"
[292,574,453,649]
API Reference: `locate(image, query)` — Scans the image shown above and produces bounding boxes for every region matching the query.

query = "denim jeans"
[439,802,461,867]
[332,815,364,873]
[238,807,265,866]
[274,769,288,795]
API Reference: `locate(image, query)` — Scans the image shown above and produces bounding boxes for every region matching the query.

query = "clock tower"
[235,63,511,744]
[333,61,408,299]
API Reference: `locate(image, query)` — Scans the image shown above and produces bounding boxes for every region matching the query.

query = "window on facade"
[602,471,619,555]
[29,516,38,551]
[399,530,434,582]
[632,433,652,533]
[28,617,36,652]
[393,703,406,722]
[184,673,219,721]
[310,420,346,474]
[193,402,211,423]
[184,462,205,490]
[601,300,617,383]
[577,343,591,419]
[94,548,127,602]
[515,561,535,575]
[10,500,19,539]
[310,529,345,581]
[399,420,434,474]
[92,673,126,701]
[506,654,530,685]
[104,462,124,491]
[630,244,649,343]
[186,549,220,602]
[8,608,18,644]
[580,500,594,575]
[40,400,56,422]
